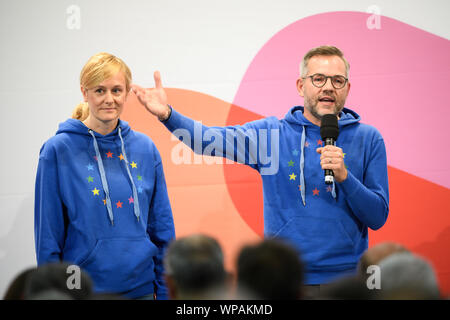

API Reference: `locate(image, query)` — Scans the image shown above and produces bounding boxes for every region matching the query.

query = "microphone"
[320,114,339,184]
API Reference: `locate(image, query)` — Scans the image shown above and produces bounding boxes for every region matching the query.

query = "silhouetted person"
[3,267,37,300]
[236,239,304,299]
[319,276,376,300]
[358,241,409,279]
[28,289,73,300]
[378,252,440,300]
[24,262,93,300]
[89,293,129,300]
[164,234,229,299]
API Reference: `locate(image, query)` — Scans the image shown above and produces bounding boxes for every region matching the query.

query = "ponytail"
[72,102,89,121]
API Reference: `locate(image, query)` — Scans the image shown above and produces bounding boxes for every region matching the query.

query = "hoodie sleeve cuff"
[160,105,173,123]
[161,106,192,134]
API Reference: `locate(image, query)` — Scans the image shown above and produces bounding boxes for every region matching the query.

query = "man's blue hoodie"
[164,105,389,284]
[35,119,175,298]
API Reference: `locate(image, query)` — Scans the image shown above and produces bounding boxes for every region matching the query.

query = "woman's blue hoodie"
[35,119,175,298]
[164,105,389,284]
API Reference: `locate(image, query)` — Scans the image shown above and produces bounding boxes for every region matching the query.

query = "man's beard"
[304,95,345,121]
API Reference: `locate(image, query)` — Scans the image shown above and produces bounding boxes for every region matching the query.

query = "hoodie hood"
[283,106,361,206]
[284,106,361,128]
[56,118,131,138]
[55,118,139,225]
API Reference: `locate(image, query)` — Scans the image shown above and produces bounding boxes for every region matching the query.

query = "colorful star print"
[326,186,333,192]
[85,153,145,210]
[312,188,320,196]
[289,173,297,181]
[304,141,310,147]
[317,140,323,146]
[292,149,299,156]
[288,160,294,167]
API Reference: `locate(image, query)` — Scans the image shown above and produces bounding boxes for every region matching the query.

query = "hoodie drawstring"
[89,127,141,225]
[331,178,337,199]
[299,125,336,206]
[89,130,115,225]
[299,126,306,206]
[118,126,141,222]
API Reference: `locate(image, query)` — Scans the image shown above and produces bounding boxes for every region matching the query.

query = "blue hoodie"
[164,106,389,284]
[35,119,175,298]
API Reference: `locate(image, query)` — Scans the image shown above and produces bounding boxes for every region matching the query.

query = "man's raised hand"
[131,71,171,121]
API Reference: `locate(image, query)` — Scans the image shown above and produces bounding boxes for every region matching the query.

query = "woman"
[34,52,175,299]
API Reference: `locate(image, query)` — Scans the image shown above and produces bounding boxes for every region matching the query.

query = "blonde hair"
[72,52,132,121]
[300,45,350,78]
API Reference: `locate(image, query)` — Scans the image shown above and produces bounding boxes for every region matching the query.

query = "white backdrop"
[0,0,449,297]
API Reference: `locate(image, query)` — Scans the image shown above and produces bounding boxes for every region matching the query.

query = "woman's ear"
[81,85,88,102]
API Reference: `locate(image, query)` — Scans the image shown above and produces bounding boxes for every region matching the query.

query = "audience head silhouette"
[379,252,440,300]
[23,262,93,300]
[164,234,228,299]
[237,239,304,299]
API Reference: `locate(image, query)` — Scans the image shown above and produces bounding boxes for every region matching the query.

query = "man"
[358,242,409,279]
[378,252,440,300]
[132,46,389,295]
[164,234,229,299]
[237,239,304,299]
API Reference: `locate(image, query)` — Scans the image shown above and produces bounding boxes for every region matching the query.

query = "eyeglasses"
[303,73,348,89]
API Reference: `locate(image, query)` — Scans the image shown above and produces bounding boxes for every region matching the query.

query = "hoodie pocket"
[78,236,158,293]
[274,215,356,271]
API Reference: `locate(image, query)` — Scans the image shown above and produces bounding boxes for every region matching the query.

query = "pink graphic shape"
[232,11,450,189]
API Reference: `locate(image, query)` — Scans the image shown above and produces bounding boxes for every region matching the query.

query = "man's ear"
[81,85,88,102]
[296,78,305,97]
